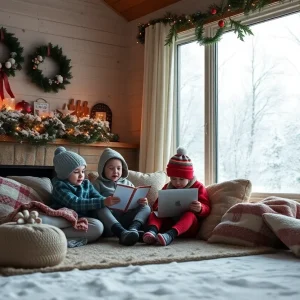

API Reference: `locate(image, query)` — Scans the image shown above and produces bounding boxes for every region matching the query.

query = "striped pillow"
[208,197,300,247]
[0,177,41,224]
[7,176,52,205]
[263,213,300,257]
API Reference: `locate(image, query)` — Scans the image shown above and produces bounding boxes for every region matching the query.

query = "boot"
[143,225,158,245]
[128,220,144,243]
[111,222,139,246]
[157,228,178,246]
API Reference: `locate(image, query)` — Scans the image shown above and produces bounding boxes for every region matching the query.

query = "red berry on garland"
[218,20,225,28]
[211,8,217,15]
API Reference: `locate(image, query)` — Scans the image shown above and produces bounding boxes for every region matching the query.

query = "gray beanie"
[53,146,87,180]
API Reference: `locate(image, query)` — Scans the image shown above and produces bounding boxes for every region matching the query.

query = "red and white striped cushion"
[263,213,300,257]
[0,177,41,224]
[208,197,300,248]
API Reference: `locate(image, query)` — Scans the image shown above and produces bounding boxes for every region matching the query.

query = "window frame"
[175,1,300,201]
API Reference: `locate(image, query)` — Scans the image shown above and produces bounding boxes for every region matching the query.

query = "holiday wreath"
[0,27,24,77]
[27,43,72,93]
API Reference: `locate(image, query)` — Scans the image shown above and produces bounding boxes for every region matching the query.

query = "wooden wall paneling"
[23,0,122,20]
[0,0,38,17]
[0,10,39,31]
[37,20,125,47]
[0,0,125,35]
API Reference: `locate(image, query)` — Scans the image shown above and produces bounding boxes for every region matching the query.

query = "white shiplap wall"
[0,0,136,142]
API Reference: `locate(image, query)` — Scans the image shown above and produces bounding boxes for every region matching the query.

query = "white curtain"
[139,23,176,173]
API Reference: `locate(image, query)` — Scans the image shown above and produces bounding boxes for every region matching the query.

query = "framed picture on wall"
[90,103,112,130]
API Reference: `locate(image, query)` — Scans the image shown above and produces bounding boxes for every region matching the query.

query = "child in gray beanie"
[93,148,151,246]
[42,146,120,245]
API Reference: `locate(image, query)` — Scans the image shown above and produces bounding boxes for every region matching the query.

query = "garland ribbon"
[0,70,15,100]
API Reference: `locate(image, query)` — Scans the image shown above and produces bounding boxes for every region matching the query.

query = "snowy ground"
[1,252,299,300]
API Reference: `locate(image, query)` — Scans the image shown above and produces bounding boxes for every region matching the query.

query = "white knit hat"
[53,146,86,180]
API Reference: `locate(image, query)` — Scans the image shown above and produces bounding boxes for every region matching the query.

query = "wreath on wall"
[27,43,72,93]
[0,27,24,77]
[0,27,24,100]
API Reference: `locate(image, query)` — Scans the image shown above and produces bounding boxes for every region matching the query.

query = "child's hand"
[189,200,202,213]
[104,196,120,206]
[138,197,148,206]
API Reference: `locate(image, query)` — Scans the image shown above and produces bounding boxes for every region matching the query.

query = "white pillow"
[198,179,252,240]
[128,170,168,206]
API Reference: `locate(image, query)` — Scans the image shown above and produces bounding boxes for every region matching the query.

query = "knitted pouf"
[0,223,67,268]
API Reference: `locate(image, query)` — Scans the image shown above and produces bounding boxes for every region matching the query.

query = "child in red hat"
[143,147,211,246]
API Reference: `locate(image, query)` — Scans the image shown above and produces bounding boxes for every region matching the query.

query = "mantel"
[0,135,139,173]
[0,135,139,149]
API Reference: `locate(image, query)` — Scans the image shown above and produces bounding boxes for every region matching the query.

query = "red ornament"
[218,20,225,28]
[15,100,32,113]
[211,8,217,15]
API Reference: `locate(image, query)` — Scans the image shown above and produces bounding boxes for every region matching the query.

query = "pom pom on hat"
[54,146,67,156]
[53,146,86,180]
[166,147,194,180]
[176,147,187,156]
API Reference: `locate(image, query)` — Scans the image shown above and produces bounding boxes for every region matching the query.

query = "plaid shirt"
[51,178,106,215]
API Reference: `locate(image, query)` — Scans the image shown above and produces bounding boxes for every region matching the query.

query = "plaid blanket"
[208,196,300,248]
[0,177,88,231]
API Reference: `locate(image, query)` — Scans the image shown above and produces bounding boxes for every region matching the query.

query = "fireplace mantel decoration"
[0,108,119,145]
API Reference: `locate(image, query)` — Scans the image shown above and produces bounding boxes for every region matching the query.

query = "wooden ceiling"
[103,0,182,21]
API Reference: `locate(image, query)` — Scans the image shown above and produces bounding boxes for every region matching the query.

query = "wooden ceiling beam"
[103,0,181,21]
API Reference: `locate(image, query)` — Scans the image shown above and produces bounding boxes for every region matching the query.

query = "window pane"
[177,42,205,182]
[217,12,300,193]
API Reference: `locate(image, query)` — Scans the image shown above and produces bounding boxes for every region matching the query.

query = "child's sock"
[157,228,178,246]
[128,220,142,232]
[111,222,125,238]
[111,222,139,246]
[147,225,159,234]
[128,220,144,243]
[143,225,159,245]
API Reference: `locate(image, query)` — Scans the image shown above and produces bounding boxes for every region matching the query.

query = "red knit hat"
[166,147,194,180]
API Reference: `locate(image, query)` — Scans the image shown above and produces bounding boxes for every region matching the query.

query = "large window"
[177,43,205,182]
[176,2,300,198]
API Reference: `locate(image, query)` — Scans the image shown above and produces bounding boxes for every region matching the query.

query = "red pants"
[147,211,199,237]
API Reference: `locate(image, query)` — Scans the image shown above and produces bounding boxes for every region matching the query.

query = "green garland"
[27,43,72,93]
[59,114,119,144]
[0,27,24,77]
[0,108,119,145]
[137,0,276,45]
